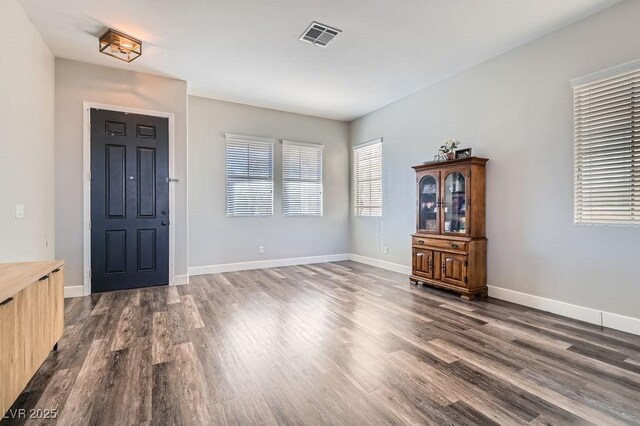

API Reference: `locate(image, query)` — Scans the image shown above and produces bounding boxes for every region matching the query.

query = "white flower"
[440,139,460,153]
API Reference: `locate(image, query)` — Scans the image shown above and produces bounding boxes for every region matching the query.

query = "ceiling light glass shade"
[99,29,142,62]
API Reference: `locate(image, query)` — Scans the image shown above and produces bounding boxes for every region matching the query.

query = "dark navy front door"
[90,109,169,292]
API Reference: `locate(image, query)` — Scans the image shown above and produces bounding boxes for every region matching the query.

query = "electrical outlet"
[259,246,265,254]
[15,204,25,219]
[383,246,389,255]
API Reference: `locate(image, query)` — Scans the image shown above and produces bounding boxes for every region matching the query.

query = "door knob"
[161,221,168,226]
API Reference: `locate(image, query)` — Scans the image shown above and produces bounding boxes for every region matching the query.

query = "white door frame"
[82,102,177,296]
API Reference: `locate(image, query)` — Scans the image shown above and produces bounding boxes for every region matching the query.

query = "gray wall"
[55,59,188,288]
[188,96,350,268]
[0,0,55,262]
[350,0,640,318]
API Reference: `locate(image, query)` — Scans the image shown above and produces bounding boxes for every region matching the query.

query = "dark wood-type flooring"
[3,261,640,425]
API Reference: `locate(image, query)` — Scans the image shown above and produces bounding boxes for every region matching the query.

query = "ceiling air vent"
[299,22,341,47]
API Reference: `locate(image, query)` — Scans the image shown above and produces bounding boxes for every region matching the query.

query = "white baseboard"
[488,285,640,336]
[348,254,412,275]
[188,253,351,276]
[487,285,601,325]
[172,274,190,286]
[64,285,85,299]
[601,311,640,336]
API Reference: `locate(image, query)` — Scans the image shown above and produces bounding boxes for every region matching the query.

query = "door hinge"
[88,171,92,181]
[88,220,91,230]
[464,261,468,267]
[464,276,468,284]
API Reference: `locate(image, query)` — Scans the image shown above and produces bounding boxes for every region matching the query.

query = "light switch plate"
[15,204,25,219]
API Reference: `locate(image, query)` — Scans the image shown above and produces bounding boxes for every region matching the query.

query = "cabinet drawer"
[412,237,467,253]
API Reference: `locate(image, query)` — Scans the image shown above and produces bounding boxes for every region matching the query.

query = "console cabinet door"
[24,276,51,376]
[0,294,18,416]
[440,253,466,287]
[412,249,433,279]
[49,268,64,346]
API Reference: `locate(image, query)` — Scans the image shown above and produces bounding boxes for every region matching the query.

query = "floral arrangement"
[435,139,460,161]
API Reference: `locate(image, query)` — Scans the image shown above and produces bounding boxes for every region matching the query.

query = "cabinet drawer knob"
[418,240,425,244]
[0,297,14,306]
[451,243,459,249]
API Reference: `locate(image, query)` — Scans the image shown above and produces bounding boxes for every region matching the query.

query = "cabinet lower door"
[48,268,64,347]
[23,277,51,377]
[440,253,466,287]
[0,295,18,416]
[412,248,433,279]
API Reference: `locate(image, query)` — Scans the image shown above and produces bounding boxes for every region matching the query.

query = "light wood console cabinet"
[0,261,64,417]
[410,157,488,299]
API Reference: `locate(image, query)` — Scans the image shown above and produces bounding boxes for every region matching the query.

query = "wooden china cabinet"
[410,157,488,300]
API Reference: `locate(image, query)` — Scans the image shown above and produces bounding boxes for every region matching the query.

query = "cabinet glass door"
[442,170,468,234]
[418,174,439,233]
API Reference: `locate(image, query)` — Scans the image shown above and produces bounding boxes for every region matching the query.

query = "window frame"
[282,140,324,217]
[571,59,640,227]
[224,133,275,217]
[353,138,383,217]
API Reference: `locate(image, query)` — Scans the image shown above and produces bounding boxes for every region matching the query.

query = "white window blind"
[225,134,274,216]
[282,141,323,216]
[353,139,382,217]
[572,61,640,226]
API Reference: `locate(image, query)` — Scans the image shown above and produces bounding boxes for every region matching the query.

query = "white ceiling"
[20,0,621,121]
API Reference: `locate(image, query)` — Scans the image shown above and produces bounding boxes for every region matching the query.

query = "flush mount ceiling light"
[99,29,142,62]
[299,22,341,47]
